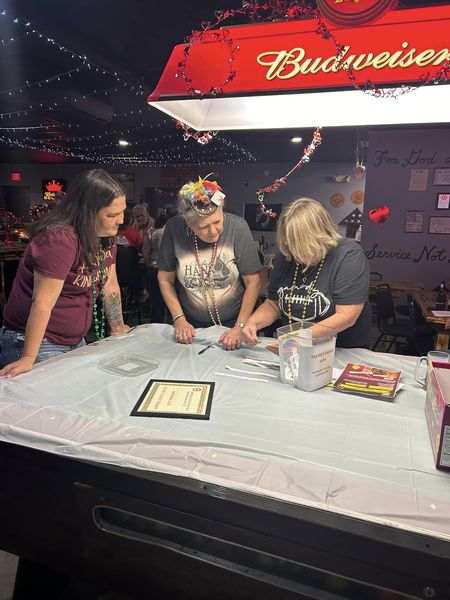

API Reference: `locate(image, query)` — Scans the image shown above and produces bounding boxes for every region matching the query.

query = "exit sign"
[10,171,22,182]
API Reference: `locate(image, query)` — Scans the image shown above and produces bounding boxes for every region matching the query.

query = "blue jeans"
[0,328,86,368]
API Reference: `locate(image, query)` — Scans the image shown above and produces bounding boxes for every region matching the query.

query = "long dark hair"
[31,169,125,267]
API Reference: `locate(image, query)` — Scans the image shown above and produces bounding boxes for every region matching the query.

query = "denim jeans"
[0,328,86,368]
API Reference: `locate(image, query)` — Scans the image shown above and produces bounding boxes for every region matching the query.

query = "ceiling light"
[118,139,129,147]
[291,137,302,143]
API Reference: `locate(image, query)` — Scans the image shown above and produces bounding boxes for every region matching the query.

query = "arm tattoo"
[104,291,124,330]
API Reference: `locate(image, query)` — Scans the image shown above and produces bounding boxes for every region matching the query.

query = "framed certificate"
[131,379,214,419]
[436,193,450,210]
[433,168,450,186]
[404,210,424,233]
[429,216,450,234]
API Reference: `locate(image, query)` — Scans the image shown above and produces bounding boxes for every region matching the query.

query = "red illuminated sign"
[148,6,450,100]
[10,171,22,182]
[316,0,398,27]
[42,178,67,202]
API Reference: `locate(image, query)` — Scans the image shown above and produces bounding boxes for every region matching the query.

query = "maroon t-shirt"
[3,227,117,345]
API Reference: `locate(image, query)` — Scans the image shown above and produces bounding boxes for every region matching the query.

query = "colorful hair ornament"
[181,174,225,215]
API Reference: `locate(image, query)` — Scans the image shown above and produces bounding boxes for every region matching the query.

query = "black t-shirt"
[268,238,371,348]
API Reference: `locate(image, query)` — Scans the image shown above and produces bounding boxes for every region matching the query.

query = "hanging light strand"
[0,8,147,95]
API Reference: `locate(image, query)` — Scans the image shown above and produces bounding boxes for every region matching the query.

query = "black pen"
[198,344,212,355]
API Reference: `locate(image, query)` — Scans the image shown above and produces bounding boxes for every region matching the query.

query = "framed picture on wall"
[243,203,281,232]
[404,210,424,233]
[429,216,450,234]
[436,193,450,210]
[433,168,450,186]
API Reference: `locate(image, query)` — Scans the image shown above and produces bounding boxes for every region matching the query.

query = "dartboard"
[330,193,344,208]
[351,190,364,205]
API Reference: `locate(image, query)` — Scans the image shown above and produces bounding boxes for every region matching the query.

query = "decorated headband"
[181,173,225,216]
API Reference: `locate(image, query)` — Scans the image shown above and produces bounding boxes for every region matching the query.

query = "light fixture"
[118,139,129,147]
[291,137,302,143]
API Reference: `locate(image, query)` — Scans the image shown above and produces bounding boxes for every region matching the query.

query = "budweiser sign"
[148,6,450,101]
[257,42,449,81]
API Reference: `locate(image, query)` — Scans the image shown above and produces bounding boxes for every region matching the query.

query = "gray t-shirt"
[159,213,261,326]
[268,238,371,348]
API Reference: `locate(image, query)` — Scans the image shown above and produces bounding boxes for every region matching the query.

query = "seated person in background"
[158,175,261,350]
[241,197,371,349]
[0,169,130,377]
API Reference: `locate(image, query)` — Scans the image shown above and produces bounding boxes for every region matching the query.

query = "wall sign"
[10,171,22,182]
[436,193,450,210]
[404,210,424,233]
[429,216,450,234]
[433,169,450,186]
[42,179,67,202]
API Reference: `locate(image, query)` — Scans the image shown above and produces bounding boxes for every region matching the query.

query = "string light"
[0,67,85,97]
[0,7,147,96]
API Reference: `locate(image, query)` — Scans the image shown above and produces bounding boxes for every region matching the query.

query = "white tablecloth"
[1,324,449,541]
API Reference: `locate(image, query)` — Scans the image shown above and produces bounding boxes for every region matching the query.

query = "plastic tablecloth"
[0,324,449,541]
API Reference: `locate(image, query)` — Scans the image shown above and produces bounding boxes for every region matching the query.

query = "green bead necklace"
[91,247,106,340]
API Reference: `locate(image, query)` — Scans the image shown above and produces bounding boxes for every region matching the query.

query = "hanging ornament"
[255,127,323,218]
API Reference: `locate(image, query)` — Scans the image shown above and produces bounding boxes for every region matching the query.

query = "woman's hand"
[219,327,243,351]
[174,317,196,344]
[241,321,259,346]
[0,356,34,378]
[109,324,131,335]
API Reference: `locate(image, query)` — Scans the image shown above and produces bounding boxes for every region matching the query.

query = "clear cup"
[414,350,450,387]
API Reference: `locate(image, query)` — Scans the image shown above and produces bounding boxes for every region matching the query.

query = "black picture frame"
[436,193,450,210]
[131,379,215,420]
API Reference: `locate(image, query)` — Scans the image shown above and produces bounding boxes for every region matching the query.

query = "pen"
[198,344,212,355]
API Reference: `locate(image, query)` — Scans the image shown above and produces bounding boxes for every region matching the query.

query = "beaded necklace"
[193,234,222,326]
[287,258,325,327]
[91,247,106,340]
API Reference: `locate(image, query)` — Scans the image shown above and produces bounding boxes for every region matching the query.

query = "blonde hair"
[277,197,341,266]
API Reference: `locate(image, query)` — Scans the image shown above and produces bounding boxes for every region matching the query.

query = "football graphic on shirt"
[278,283,331,321]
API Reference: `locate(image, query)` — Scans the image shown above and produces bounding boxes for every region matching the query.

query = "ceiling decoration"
[0,0,447,165]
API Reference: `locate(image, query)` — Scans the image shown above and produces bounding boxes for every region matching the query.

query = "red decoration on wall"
[368,205,391,224]
[316,0,398,27]
[42,178,67,202]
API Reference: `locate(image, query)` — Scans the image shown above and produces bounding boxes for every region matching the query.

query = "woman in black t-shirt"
[242,198,371,349]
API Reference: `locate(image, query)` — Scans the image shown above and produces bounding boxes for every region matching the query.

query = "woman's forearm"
[248,299,281,329]
[158,278,184,318]
[22,301,53,362]
[235,275,261,324]
[104,286,125,332]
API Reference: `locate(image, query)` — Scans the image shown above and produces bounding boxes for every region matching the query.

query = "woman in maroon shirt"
[0,169,130,377]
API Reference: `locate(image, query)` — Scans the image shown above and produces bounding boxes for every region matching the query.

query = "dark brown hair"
[31,169,125,267]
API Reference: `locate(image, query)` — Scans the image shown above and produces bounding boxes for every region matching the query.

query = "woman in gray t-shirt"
[158,176,261,351]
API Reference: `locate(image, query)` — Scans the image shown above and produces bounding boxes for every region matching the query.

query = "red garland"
[176,121,218,144]
[256,127,322,215]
